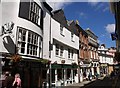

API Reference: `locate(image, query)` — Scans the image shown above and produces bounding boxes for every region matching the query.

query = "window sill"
[71,40,75,42]
[68,58,73,60]
[60,33,65,37]
[56,55,64,59]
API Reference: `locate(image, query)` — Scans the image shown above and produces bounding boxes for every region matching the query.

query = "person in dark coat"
[3,71,14,88]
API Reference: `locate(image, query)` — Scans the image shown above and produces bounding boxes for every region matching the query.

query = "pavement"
[64,74,120,88]
[113,74,120,88]
[64,77,104,88]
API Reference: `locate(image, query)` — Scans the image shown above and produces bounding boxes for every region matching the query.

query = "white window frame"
[27,31,38,56]
[71,32,74,42]
[17,27,42,57]
[29,1,41,25]
[55,44,59,56]
[17,27,26,54]
[68,49,70,58]
[60,25,64,36]
[71,50,74,59]
[60,46,64,57]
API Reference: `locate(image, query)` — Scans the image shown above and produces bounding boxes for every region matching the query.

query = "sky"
[47,1,116,48]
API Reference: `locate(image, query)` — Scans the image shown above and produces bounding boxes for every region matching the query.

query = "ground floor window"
[51,69,55,82]
[57,69,62,80]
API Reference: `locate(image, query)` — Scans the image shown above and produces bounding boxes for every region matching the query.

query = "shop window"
[42,70,47,79]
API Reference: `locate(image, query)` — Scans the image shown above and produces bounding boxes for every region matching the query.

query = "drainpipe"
[49,13,52,88]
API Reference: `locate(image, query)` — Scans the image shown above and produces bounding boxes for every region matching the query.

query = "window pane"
[56,44,59,55]
[60,46,63,57]
[17,27,40,56]
[17,27,26,54]
[19,1,30,19]
[68,49,70,58]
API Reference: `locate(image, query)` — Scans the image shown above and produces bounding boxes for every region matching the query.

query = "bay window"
[17,27,42,57]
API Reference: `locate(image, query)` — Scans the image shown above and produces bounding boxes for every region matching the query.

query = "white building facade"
[1,0,52,87]
[98,44,116,76]
[49,9,79,86]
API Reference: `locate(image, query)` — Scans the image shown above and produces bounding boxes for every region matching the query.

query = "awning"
[51,64,78,69]
[62,64,72,69]
[80,60,91,67]
[100,63,108,67]
[51,64,62,69]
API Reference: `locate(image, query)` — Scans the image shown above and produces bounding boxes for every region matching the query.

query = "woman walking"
[12,73,21,88]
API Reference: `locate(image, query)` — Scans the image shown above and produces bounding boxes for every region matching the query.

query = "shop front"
[80,60,91,81]
[100,63,108,76]
[51,64,78,86]
[1,55,49,88]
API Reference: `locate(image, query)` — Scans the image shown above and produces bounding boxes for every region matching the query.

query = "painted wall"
[42,12,51,59]
[50,18,79,64]
[51,18,79,50]
[1,0,43,56]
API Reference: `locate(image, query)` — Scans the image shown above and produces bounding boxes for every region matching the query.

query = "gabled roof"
[67,20,74,26]
[75,22,88,36]
[52,9,68,28]
[67,20,79,36]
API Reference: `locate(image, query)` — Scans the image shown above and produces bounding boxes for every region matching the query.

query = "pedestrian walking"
[95,72,98,79]
[110,71,115,80]
[88,71,92,81]
[3,71,14,88]
[83,72,86,80]
[12,73,21,88]
[86,71,89,81]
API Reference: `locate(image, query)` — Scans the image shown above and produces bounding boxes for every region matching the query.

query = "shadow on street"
[80,77,115,88]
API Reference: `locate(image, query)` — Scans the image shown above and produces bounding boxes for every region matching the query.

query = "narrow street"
[1,1,120,88]
[81,76,120,88]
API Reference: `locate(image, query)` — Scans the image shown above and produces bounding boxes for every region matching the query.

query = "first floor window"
[60,46,64,57]
[56,44,59,56]
[27,31,39,56]
[71,32,74,41]
[60,25,64,35]
[68,49,70,58]
[17,27,26,54]
[71,50,74,58]
[17,26,42,57]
